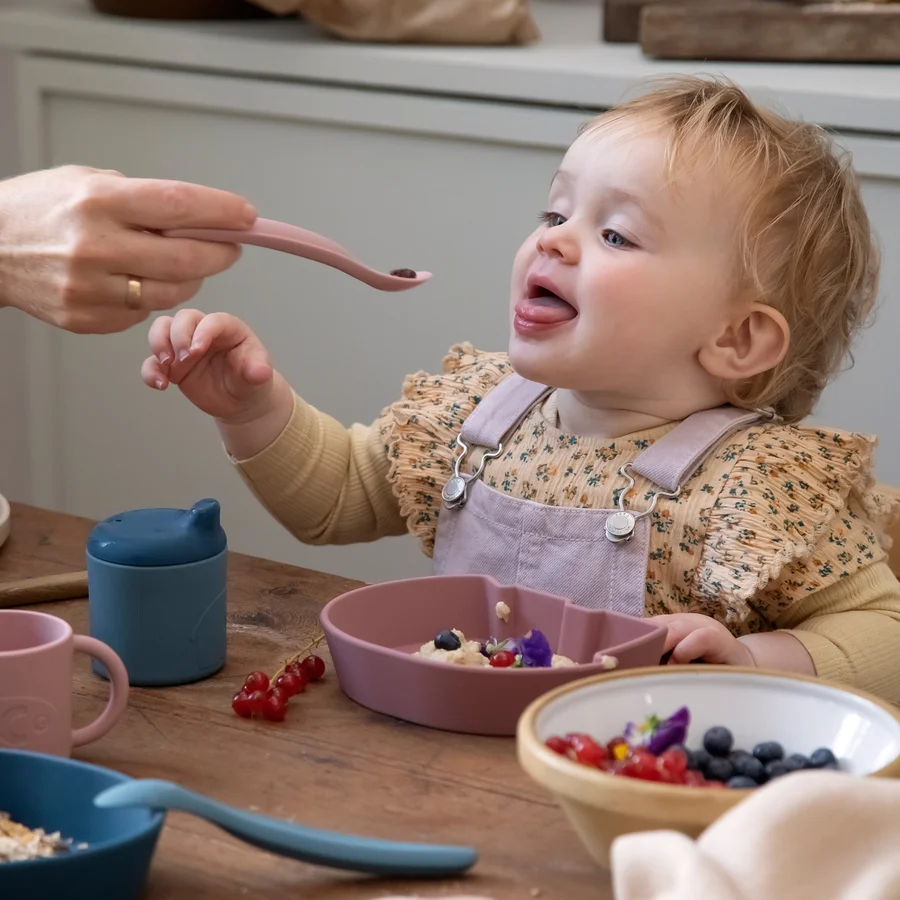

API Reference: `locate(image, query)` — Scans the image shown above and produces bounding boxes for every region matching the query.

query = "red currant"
[658,748,688,784]
[262,688,288,722]
[489,650,517,668]
[231,690,254,719]
[545,736,571,756]
[246,689,268,716]
[300,655,326,681]
[567,733,607,768]
[243,671,270,692]
[285,662,311,685]
[274,671,305,697]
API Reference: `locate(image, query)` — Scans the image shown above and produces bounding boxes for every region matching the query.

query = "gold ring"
[126,277,142,310]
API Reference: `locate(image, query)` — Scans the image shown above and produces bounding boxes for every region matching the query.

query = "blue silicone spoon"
[94,779,477,878]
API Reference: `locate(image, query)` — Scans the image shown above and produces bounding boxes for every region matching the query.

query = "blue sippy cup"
[86,498,228,687]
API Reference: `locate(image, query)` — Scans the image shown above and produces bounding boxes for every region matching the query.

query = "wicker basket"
[90,0,275,19]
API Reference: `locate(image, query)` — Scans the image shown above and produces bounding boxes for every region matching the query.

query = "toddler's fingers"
[661,620,697,654]
[147,315,175,368]
[188,311,253,356]
[169,308,207,362]
[141,355,169,391]
[669,628,727,665]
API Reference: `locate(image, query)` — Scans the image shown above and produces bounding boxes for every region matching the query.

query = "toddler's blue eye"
[603,230,631,248]
[538,211,566,228]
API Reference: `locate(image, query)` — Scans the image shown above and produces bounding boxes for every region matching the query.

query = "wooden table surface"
[0,502,608,900]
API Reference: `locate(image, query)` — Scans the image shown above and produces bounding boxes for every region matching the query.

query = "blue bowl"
[0,750,165,899]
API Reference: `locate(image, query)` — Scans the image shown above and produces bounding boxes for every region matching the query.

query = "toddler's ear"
[698,303,790,383]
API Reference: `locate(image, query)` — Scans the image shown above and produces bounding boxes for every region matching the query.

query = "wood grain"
[640,2,900,62]
[0,503,605,899]
[0,570,88,606]
[602,0,733,43]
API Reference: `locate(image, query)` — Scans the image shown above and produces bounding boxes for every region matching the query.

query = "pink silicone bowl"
[320,575,667,736]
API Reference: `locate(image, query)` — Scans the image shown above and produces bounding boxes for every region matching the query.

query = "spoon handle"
[163,218,431,292]
[95,779,476,878]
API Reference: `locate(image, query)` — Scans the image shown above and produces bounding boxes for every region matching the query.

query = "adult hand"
[0,165,256,333]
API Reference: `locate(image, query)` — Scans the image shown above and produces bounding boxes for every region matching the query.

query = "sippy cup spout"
[185,499,221,533]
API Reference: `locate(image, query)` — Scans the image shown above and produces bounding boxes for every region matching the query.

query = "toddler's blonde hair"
[585,75,878,423]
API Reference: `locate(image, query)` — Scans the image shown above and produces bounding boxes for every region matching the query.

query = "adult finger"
[95,273,207,314]
[109,231,243,284]
[54,305,149,336]
[105,177,257,231]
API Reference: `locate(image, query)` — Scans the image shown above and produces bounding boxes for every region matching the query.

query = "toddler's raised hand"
[142,309,274,424]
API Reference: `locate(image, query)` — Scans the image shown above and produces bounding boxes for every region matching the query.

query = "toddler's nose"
[536,222,580,264]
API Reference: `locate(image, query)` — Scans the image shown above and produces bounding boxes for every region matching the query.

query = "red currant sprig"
[231,633,327,722]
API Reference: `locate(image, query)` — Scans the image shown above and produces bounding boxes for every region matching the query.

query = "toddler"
[141,76,900,700]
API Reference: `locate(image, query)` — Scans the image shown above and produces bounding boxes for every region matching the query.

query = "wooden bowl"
[517,665,900,868]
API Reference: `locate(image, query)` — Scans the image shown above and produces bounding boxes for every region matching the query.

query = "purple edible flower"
[646,706,691,755]
[519,629,553,668]
[622,706,691,754]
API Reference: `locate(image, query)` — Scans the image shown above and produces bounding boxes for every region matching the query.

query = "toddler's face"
[508,123,740,405]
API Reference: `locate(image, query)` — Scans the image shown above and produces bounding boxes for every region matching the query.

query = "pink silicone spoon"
[163,218,431,292]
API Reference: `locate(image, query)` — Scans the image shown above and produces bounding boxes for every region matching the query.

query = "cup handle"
[71,635,130,748]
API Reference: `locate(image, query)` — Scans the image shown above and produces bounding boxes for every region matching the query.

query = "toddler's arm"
[659,563,900,700]
[142,309,406,545]
[228,384,407,545]
[776,561,900,700]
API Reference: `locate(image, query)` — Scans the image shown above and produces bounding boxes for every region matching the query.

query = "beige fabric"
[247,0,540,44]
[612,770,900,900]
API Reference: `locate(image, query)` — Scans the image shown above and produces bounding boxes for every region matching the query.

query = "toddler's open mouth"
[515,275,578,330]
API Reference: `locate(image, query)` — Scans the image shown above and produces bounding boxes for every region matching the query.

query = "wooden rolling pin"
[0,571,89,607]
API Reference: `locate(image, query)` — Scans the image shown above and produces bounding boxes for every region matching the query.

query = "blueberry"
[784,753,810,772]
[765,760,790,780]
[703,757,734,783]
[731,753,766,784]
[703,726,734,758]
[729,750,752,770]
[753,741,784,765]
[809,748,838,769]
[727,776,758,789]
[434,630,461,651]
[687,748,712,771]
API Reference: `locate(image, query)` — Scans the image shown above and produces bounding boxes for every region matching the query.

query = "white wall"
[0,1,31,500]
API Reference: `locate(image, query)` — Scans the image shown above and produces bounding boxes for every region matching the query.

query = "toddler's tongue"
[519,294,577,324]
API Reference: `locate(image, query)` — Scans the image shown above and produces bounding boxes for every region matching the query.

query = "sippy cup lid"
[87,499,227,567]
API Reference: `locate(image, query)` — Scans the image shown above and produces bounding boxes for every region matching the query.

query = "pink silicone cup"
[320,575,667,737]
[163,218,432,292]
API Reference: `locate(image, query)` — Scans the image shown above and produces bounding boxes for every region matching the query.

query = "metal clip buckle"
[441,434,503,509]
[606,463,681,544]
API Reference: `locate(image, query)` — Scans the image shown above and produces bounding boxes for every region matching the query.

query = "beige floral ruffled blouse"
[382,344,897,635]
